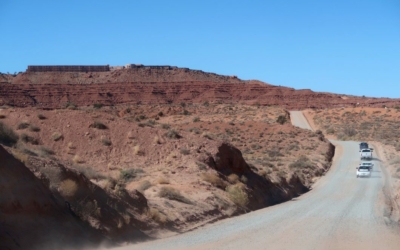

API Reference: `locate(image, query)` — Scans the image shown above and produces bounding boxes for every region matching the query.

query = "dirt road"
[290,110,313,130]
[113,111,400,250]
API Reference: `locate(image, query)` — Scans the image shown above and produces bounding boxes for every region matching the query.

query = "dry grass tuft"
[21,133,39,145]
[226,184,249,207]
[201,132,213,140]
[59,179,78,197]
[133,145,144,156]
[127,131,135,139]
[51,132,63,141]
[147,208,168,224]
[17,122,30,130]
[157,177,170,184]
[227,174,240,184]
[101,137,112,146]
[0,122,19,146]
[90,121,108,130]
[153,135,161,144]
[29,125,40,132]
[201,173,227,189]
[137,180,152,192]
[73,154,85,164]
[159,186,192,204]
[165,129,181,139]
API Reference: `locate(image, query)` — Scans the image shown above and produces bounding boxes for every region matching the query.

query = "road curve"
[290,111,313,130]
[113,112,400,250]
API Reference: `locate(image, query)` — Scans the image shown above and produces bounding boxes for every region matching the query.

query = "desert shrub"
[196,161,207,171]
[119,168,144,182]
[90,121,108,130]
[165,129,181,139]
[189,127,200,134]
[251,144,262,150]
[226,184,249,207]
[0,114,6,119]
[29,125,40,132]
[93,103,103,109]
[137,180,152,192]
[240,175,248,184]
[51,132,63,141]
[183,109,191,115]
[138,115,146,120]
[203,101,209,106]
[343,127,357,137]
[326,127,335,134]
[287,143,300,151]
[147,208,167,224]
[289,156,315,169]
[267,150,283,158]
[21,133,39,145]
[158,111,164,117]
[37,146,55,157]
[101,138,112,146]
[65,102,77,110]
[201,173,227,189]
[161,124,170,130]
[37,114,46,120]
[59,179,78,197]
[180,148,190,155]
[276,115,287,125]
[76,199,101,219]
[193,117,200,122]
[17,122,30,130]
[0,122,18,146]
[159,187,192,204]
[201,132,213,140]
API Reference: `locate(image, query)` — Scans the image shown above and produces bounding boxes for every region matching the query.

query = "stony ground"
[0,103,333,245]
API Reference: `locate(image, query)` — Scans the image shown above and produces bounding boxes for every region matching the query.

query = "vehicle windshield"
[362,149,370,152]
[359,166,370,171]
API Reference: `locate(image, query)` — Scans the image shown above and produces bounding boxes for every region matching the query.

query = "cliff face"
[1,69,399,110]
[1,81,399,110]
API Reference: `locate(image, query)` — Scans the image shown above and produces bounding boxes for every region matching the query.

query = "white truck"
[360,148,373,160]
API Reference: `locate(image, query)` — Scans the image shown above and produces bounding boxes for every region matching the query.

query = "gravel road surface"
[112,111,400,250]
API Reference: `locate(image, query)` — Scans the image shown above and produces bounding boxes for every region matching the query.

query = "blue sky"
[1,0,399,98]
